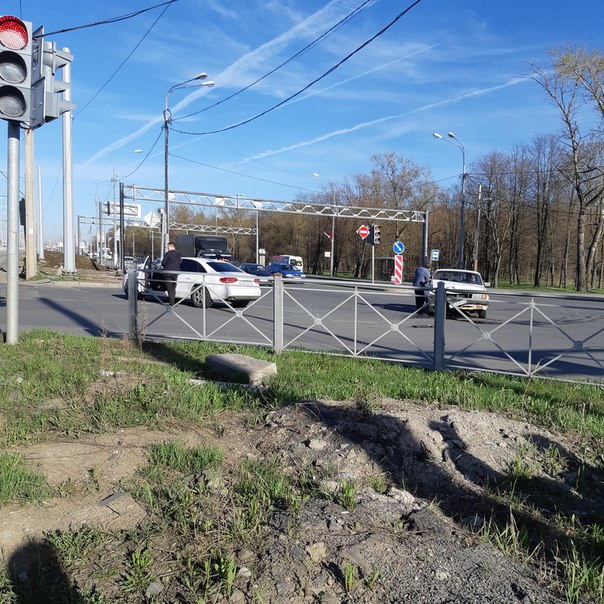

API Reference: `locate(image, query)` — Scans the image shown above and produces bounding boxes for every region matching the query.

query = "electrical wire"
[119,127,164,181]
[40,0,179,37]
[170,152,321,193]
[175,0,376,122]
[171,0,423,137]
[75,2,174,117]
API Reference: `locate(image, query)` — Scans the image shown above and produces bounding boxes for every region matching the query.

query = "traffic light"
[42,41,75,121]
[0,16,33,123]
[367,224,381,245]
[365,224,375,245]
[30,37,75,128]
[373,223,381,245]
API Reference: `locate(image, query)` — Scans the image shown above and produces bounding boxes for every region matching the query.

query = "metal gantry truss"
[121,185,427,223]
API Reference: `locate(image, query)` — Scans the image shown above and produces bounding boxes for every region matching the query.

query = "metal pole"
[458,150,466,269]
[255,209,259,264]
[6,122,21,344]
[472,185,482,273]
[273,276,284,353]
[62,49,76,274]
[371,245,375,284]
[163,102,170,255]
[422,209,429,268]
[330,215,335,277]
[112,169,117,268]
[24,127,36,279]
[433,281,446,371]
[37,165,44,260]
[119,182,125,273]
[330,191,335,277]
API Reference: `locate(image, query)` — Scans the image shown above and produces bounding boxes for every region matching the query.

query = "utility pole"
[472,185,482,272]
[37,165,44,260]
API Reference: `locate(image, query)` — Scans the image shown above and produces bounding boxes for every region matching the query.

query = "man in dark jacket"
[162,241,182,306]
[412,266,431,313]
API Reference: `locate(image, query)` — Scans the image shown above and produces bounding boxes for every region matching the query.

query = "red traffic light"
[0,16,29,50]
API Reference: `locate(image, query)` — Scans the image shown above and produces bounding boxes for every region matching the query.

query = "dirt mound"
[3,398,599,602]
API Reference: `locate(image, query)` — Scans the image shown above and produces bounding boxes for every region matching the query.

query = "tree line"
[116,47,603,292]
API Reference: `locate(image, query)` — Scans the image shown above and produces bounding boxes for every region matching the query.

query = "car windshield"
[434,271,482,285]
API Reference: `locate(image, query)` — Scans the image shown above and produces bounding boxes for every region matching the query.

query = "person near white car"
[161,241,182,306]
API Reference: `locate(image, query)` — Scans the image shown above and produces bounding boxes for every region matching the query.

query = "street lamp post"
[163,73,215,253]
[433,131,466,268]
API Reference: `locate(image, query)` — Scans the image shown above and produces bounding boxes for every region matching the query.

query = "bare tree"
[532,48,604,290]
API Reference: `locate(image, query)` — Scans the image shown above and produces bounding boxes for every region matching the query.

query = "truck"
[175,234,232,261]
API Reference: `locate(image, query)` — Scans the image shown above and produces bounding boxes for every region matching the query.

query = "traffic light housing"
[0,16,33,123]
[373,223,381,245]
[30,36,75,128]
[367,224,381,245]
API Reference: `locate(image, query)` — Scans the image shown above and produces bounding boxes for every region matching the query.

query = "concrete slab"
[205,353,277,386]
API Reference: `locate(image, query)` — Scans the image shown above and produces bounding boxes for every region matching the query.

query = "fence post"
[128,268,138,341]
[433,281,446,371]
[273,276,284,354]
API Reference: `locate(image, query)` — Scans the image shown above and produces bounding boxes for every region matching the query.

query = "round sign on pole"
[393,241,405,255]
[358,225,369,239]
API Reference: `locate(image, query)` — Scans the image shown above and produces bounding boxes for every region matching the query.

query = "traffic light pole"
[5,122,21,344]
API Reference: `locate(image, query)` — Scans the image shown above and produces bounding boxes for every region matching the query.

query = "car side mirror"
[484,282,490,287]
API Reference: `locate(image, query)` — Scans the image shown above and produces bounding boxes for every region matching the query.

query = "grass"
[0,330,602,602]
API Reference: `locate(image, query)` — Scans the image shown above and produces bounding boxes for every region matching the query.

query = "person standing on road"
[162,241,182,306]
[412,265,431,313]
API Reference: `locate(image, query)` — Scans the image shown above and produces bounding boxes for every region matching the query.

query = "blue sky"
[2,0,603,242]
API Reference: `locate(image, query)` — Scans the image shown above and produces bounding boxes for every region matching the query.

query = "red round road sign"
[358,225,369,239]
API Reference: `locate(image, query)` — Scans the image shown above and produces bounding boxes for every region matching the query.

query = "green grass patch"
[0,452,51,504]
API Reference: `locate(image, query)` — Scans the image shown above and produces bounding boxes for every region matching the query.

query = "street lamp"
[433,131,466,268]
[164,73,215,253]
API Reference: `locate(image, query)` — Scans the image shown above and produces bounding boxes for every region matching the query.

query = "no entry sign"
[358,225,369,239]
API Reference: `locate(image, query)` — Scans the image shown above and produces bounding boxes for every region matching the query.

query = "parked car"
[425,269,489,318]
[122,257,261,307]
[239,263,274,285]
[265,262,306,281]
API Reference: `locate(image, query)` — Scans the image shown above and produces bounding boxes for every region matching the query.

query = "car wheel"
[231,300,249,308]
[191,286,213,308]
[478,309,487,319]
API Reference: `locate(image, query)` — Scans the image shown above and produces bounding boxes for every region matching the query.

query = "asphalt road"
[1,279,603,382]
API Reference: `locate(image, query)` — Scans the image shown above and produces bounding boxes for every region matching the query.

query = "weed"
[366,567,381,588]
[337,479,357,512]
[44,526,103,568]
[556,540,604,604]
[120,548,156,594]
[343,562,358,593]
[0,453,51,504]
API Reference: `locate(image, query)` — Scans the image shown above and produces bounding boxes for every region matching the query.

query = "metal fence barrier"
[127,269,604,383]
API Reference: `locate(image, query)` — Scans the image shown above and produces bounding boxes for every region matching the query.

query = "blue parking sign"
[431,249,440,261]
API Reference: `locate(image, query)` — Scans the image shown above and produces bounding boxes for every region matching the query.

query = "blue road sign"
[393,241,405,255]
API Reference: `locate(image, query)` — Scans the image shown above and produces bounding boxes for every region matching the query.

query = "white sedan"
[123,257,261,308]
[425,269,489,318]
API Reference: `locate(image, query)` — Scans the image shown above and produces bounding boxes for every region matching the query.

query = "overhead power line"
[171,0,424,137]
[175,0,376,122]
[41,0,179,37]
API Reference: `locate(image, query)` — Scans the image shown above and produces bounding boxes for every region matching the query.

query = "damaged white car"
[426,269,489,319]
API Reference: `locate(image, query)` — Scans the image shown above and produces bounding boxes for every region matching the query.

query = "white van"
[270,255,304,272]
